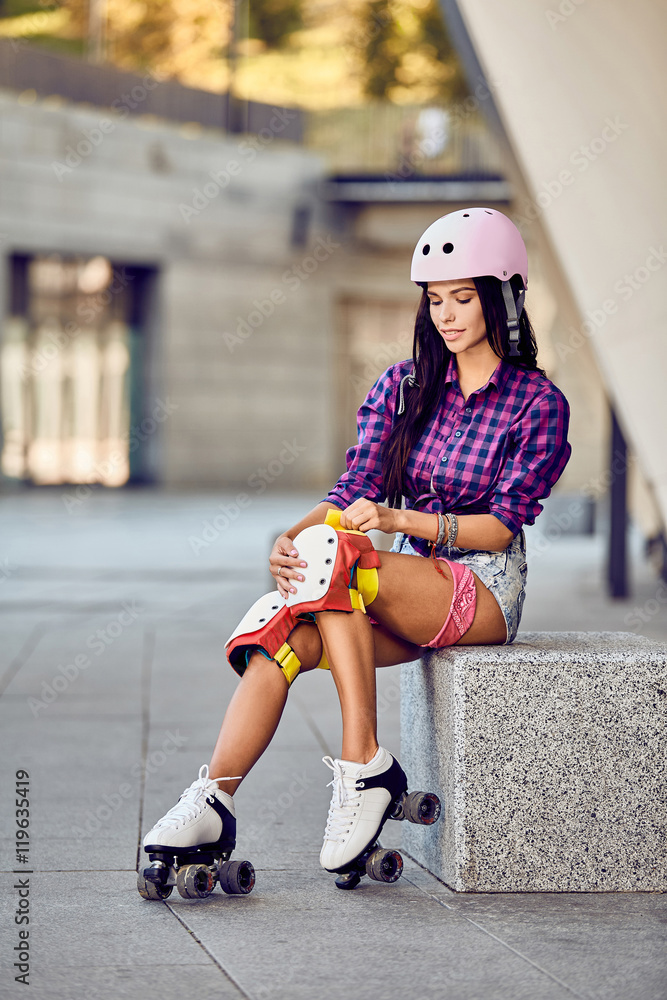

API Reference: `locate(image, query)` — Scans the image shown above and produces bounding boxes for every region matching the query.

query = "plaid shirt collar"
[443,353,512,396]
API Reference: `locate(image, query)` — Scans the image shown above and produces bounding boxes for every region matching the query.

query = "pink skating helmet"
[410,207,528,357]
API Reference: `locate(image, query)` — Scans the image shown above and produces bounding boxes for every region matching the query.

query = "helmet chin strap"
[501,281,526,357]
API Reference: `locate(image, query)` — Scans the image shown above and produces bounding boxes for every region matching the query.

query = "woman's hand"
[269,534,308,599]
[339,498,399,534]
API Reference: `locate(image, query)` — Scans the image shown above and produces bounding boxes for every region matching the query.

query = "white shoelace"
[322,756,362,843]
[152,764,241,831]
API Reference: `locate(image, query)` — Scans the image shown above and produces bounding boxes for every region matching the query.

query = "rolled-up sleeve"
[488,388,572,535]
[322,366,400,510]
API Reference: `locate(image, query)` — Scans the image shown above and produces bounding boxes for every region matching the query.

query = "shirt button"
[455,430,462,437]
[441,457,448,463]
[465,407,472,413]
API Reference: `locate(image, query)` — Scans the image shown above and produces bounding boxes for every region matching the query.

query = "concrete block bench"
[400,632,667,892]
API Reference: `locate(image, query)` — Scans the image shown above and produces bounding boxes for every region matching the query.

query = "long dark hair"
[381,275,545,509]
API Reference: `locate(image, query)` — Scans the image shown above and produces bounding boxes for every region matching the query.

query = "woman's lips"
[441,329,464,340]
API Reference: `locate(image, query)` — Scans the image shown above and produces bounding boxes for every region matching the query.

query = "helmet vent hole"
[485,210,493,215]
[463,213,469,217]
[422,243,430,256]
[442,243,454,254]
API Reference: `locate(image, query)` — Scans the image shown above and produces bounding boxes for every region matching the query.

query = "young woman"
[139,207,571,895]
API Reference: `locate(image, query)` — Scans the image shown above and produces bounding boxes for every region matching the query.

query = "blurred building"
[0,7,664,585]
[0,38,512,495]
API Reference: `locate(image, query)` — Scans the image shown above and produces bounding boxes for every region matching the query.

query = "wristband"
[446,512,459,551]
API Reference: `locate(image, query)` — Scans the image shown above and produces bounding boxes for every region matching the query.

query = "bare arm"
[395,509,514,552]
[283,501,341,540]
[337,498,514,552]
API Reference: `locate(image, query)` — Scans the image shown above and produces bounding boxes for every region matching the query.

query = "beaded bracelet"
[446,512,459,551]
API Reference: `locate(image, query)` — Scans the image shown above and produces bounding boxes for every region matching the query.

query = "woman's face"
[426,279,490,357]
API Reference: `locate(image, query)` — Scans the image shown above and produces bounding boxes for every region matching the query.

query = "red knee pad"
[225,592,295,675]
[224,521,380,680]
[285,522,380,618]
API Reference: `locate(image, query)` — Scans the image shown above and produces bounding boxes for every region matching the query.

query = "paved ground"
[0,487,665,1000]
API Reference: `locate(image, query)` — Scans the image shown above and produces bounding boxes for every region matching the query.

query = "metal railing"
[303,103,505,177]
[0,39,303,141]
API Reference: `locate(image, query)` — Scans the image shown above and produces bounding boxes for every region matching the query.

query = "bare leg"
[207,621,417,794]
[208,623,325,793]
[209,550,504,790]
[315,609,379,765]
[208,653,288,796]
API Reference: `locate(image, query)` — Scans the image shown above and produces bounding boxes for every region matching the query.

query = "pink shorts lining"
[426,559,477,648]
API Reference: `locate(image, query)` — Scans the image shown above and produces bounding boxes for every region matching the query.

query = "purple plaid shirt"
[323,355,571,555]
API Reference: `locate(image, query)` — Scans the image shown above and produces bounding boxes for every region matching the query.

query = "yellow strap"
[324,510,379,607]
[316,648,330,671]
[348,588,366,613]
[274,642,302,687]
[324,508,366,536]
[356,566,379,607]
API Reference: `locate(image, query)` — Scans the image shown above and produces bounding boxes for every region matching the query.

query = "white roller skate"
[137,764,255,901]
[320,747,442,890]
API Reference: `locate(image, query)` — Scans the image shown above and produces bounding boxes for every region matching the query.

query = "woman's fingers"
[342,500,378,531]
[270,535,307,597]
[273,561,306,595]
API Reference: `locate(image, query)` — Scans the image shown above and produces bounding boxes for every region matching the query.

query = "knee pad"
[224,510,381,686]
[225,592,301,686]
[284,515,380,619]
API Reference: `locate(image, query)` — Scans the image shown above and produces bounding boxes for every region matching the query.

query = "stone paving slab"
[161,865,580,1000]
[406,865,667,1000]
[0,871,240,1000]
[1,489,666,1000]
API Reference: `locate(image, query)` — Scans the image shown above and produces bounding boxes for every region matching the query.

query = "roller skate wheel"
[176,863,215,899]
[403,791,441,825]
[365,848,403,883]
[137,872,173,900]
[219,859,255,895]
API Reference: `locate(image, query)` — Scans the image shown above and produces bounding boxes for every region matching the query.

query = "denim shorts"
[390,530,528,644]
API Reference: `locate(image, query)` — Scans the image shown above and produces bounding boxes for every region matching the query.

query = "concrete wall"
[0,88,333,490]
[0,84,607,513]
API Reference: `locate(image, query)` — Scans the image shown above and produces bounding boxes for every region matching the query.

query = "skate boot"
[137,764,255,901]
[320,747,442,890]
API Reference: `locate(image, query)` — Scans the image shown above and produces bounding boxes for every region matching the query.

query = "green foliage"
[247,0,303,49]
[356,0,467,104]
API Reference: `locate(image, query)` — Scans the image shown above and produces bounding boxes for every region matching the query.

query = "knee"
[244,649,288,685]
[287,623,322,673]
